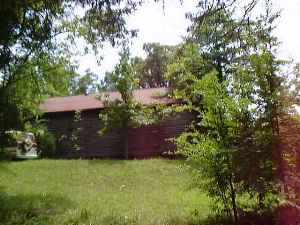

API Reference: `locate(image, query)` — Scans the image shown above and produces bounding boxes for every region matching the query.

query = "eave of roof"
[39,87,174,113]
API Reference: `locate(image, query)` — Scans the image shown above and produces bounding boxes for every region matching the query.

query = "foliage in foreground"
[169,0,283,222]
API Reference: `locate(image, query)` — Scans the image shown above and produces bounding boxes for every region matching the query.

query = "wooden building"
[39,88,193,159]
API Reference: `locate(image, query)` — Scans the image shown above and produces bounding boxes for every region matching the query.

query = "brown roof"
[40,88,173,113]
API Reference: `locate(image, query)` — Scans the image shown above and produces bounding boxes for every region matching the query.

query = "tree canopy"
[133,43,175,88]
[170,0,284,221]
[101,42,175,90]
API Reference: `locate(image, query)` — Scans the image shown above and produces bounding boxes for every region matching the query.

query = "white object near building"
[16,132,38,159]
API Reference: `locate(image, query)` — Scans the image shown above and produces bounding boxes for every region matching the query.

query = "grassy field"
[0,159,210,225]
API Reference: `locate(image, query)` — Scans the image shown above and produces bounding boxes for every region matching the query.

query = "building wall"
[45,109,193,159]
[128,112,194,158]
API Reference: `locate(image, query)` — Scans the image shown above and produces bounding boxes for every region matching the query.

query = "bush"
[37,131,57,158]
[0,147,17,160]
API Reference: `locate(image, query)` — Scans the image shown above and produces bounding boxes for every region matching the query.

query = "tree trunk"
[229,176,238,223]
[258,192,265,209]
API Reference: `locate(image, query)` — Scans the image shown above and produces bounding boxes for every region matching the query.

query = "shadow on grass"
[0,190,74,225]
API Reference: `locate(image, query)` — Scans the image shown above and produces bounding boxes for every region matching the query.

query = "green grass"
[0,159,210,225]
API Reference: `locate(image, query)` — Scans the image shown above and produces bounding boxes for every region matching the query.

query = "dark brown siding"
[46,110,123,158]
[45,109,193,159]
[127,112,193,158]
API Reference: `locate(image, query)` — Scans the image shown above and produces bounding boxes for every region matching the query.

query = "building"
[39,88,193,159]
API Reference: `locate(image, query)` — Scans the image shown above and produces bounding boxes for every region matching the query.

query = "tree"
[99,49,139,159]
[99,48,169,158]
[170,0,283,221]
[176,72,242,220]
[32,53,80,97]
[186,0,263,82]
[70,70,99,95]
[0,0,161,97]
[0,52,80,147]
[166,42,213,98]
[101,42,175,90]
[0,0,142,76]
[133,43,175,88]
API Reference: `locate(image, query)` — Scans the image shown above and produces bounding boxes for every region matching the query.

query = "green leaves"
[98,48,140,135]
[132,43,174,88]
[171,0,283,219]
[111,49,139,103]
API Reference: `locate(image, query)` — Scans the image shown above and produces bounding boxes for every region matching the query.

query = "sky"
[76,0,300,78]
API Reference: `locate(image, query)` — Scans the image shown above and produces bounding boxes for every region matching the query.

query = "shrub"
[0,147,17,160]
[37,131,57,158]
